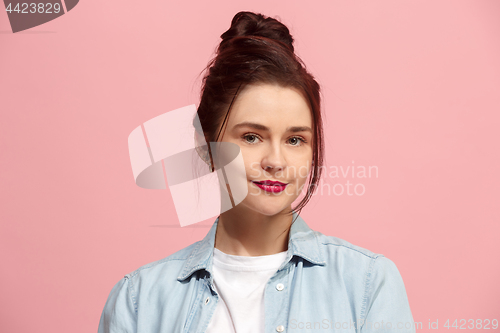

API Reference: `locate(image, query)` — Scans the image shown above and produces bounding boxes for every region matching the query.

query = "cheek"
[287,158,312,180]
[294,167,311,186]
[241,150,261,178]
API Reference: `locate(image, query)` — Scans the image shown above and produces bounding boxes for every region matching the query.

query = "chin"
[242,196,293,217]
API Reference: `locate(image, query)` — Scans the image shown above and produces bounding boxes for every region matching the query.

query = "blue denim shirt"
[98,212,415,333]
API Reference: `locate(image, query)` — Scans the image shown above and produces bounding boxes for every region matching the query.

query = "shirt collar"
[177,211,326,282]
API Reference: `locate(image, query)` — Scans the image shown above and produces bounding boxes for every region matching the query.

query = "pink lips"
[252,180,288,193]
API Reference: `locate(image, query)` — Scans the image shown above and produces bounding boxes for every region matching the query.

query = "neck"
[214,205,294,256]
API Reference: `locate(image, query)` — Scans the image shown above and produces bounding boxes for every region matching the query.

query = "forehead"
[226,83,312,129]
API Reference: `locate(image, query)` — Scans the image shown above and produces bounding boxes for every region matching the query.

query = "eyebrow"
[232,121,313,133]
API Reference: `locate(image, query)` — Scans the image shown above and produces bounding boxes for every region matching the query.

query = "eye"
[288,136,307,146]
[242,133,262,145]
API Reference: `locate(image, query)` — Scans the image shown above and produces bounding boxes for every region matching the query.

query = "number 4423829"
[444,319,498,330]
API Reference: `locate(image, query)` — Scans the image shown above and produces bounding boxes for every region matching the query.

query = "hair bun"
[219,11,294,52]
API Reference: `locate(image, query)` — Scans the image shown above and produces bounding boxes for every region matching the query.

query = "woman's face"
[220,83,313,216]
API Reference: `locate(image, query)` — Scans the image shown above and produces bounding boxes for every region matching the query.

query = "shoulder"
[312,229,408,297]
[313,230,403,275]
[314,229,383,261]
[124,240,200,284]
[312,229,405,282]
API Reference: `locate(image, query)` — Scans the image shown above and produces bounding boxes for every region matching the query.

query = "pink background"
[1,0,499,332]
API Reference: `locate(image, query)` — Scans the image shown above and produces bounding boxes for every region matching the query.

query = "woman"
[98,11,415,333]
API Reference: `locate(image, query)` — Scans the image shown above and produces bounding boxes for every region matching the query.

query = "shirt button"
[276,283,284,291]
[276,325,285,332]
[204,297,210,305]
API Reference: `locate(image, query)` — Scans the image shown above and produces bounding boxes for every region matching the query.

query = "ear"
[194,130,210,165]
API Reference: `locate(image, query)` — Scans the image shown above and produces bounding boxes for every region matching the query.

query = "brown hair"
[195,11,325,216]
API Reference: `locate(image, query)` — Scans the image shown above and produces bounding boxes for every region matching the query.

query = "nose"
[261,142,286,173]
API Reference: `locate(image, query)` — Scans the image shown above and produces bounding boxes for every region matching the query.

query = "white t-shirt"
[206,247,288,333]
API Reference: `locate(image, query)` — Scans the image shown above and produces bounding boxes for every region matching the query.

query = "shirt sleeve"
[97,276,137,333]
[360,256,415,333]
